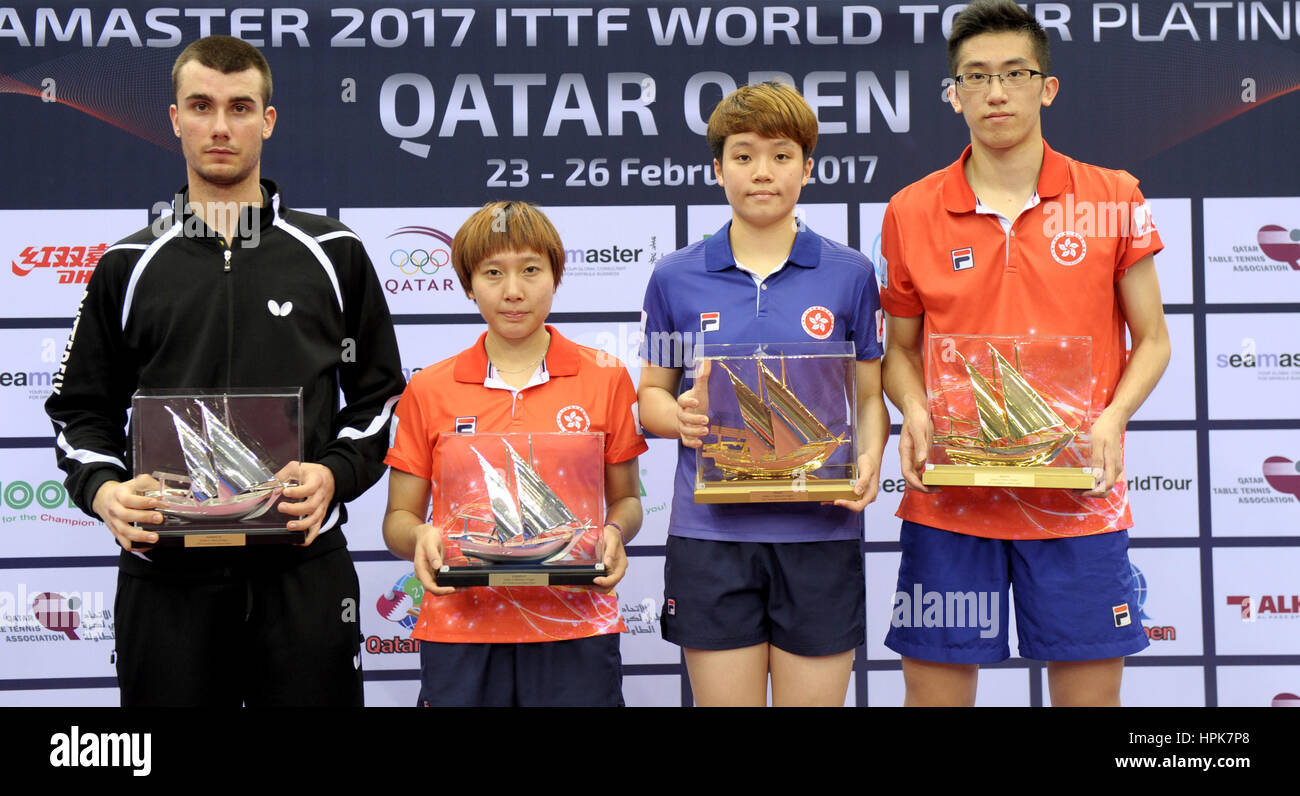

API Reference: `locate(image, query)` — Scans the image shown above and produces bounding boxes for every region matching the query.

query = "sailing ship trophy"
[694,342,858,503]
[434,432,608,587]
[921,335,1096,489]
[131,389,304,547]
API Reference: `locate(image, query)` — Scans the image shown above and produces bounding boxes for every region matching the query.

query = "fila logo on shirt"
[801,306,834,340]
[267,299,294,317]
[556,405,591,431]
[1112,603,1132,628]
[454,416,477,434]
[1050,231,1087,266]
[700,312,720,333]
[951,247,974,272]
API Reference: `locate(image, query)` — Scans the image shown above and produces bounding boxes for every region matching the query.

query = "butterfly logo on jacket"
[267,299,294,317]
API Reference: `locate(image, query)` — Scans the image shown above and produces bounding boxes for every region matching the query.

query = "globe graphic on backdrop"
[1129,562,1150,622]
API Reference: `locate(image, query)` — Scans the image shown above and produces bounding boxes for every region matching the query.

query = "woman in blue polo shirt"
[637,82,889,706]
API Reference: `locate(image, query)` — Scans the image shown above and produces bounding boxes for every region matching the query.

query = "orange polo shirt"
[880,142,1163,540]
[385,326,647,643]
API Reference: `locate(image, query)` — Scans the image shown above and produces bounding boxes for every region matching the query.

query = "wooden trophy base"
[922,464,1096,489]
[694,478,859,504]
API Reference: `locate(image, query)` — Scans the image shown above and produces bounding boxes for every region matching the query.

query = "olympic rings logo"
[390,248,450,274]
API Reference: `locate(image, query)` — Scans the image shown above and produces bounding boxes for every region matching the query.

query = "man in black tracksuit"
[43,36,404,706]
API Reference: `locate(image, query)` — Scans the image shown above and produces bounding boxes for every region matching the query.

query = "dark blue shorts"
[883,521,1150,664]
[662,536,864,656]
[416,633,623,707]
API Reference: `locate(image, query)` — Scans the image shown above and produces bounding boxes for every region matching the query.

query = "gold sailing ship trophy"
[694,342,858,503]
[433,431,608,587]
[131,389,304,547]
[921,335,1096,488]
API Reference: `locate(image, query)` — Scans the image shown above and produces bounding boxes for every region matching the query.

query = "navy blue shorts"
[883,521,1150,664]
[661,536,864,656]
[416,633,623,707]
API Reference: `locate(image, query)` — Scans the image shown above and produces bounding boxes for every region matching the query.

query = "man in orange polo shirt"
[880,0,1171,706]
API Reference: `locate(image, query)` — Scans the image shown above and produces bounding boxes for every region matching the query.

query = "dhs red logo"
[801,306,834,339]
[1050,231,1087,266]
[556,405,591,431]
[11,244,109,284]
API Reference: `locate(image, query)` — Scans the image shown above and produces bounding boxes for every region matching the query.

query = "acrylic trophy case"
[132,389,304,547]
[434,432,608,587]
[694,341,858,503]
[922,335,1097,489]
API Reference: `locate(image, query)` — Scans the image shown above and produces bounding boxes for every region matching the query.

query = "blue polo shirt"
[639,222,883,543]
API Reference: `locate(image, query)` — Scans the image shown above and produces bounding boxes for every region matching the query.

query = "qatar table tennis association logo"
[32,592,82,639]
[376,573,423,631]
[1263,456,1300,502]
[1272,693,1300,707]
[1257,225,1300,271]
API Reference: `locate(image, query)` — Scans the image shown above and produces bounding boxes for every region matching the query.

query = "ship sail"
[471,447,525,543]
[759,360,832,445]
[936,342,1076,468]
[961,356,1011,442]
[199,402,277,492]
[504,441,580,539]
[165,407,221,501]
[988,346,1067,438]
[718,362,776,451]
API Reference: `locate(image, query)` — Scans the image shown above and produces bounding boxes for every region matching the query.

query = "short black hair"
[172,35,272,106]
[947,0,1051,77]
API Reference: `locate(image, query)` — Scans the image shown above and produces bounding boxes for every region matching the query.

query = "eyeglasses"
[953,69,1046,91]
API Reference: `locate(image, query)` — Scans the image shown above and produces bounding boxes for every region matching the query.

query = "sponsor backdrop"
[1,1,1297,706]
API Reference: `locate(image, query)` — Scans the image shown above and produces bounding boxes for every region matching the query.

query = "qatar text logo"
[1049,231,1086,266]
[10,244,109,285]
[383,226,457,296]
[1257,225,1300,270]
[367,573,423,655]
[1263,456,1300,501]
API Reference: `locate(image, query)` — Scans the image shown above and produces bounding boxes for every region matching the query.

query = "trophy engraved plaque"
[694,341,858,503]
[921,335,1096,489]
[434,432,608,587]
[132,389,305,546]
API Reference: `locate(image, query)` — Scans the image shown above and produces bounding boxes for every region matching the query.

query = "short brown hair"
[451,202,566,295]
[705,81,818,162]
[947,0,1051,78]
[172,35,273,106]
